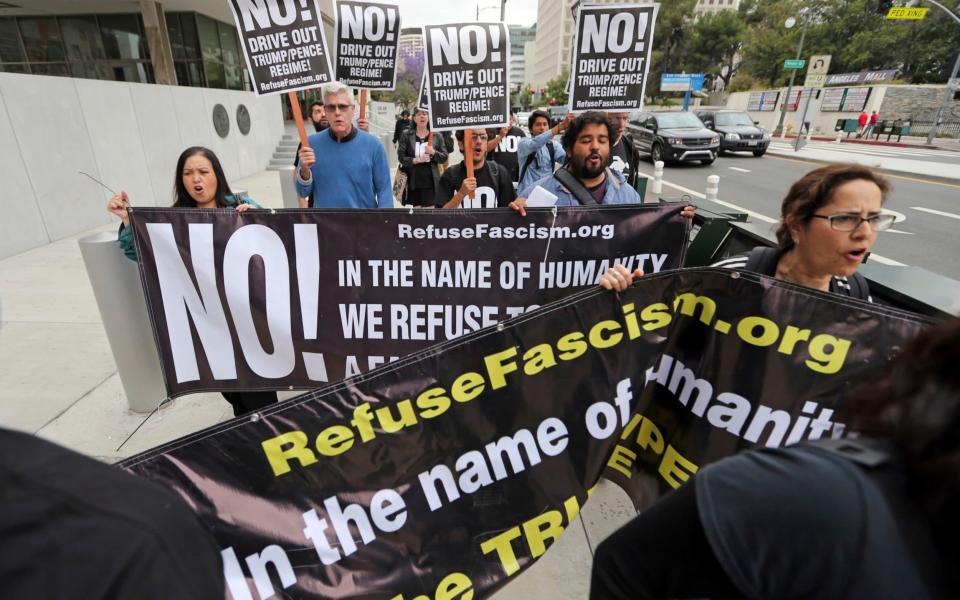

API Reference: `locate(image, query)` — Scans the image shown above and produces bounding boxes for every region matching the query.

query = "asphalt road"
[635,150,960,281]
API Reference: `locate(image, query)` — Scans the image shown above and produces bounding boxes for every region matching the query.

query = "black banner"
[570,3,658,111]
[423,23,510,131]
[121,269,929,599]
[334,0,400,89]
[129,205,687,396]
[417,71,429,112]
[229,0,333,95]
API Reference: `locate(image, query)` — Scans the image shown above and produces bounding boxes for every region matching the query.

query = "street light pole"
[918,1,960,144]
[773,12,809,137]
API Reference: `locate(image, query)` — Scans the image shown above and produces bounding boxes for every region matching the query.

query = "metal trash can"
[78,231,167,413]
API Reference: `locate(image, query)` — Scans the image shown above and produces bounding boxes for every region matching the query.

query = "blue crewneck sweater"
[295,128,393,208]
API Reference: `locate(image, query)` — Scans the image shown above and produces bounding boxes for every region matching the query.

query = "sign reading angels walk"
[228,0,333,95]
[128,205,688,396]
[121,268,930,599]
[570,3,659,111]
[423,23,510,131]
[334,0,401,89]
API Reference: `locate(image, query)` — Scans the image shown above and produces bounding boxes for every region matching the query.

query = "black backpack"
[744,246,871,300]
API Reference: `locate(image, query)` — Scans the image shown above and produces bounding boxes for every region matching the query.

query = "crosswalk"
[768,139,960,160]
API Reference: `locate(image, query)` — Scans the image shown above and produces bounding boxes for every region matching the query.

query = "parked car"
[628,111,720,165]
[695,109,771,157]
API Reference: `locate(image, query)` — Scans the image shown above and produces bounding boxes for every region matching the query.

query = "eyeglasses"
[810,213,895,232]
[324,103,352,113]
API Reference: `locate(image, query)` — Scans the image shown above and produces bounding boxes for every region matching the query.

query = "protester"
[393,109,411,148]
[485,112,526,184]
[437,129,515,209]
[510,112,695,215]
[296,81,393,208]
[516,109,570,195]
[397,108,447,207]
[712,163,893,299]
[106,146,279,417]
[589,317,960,599]
[0,426,224,598]
[607,111,640,189]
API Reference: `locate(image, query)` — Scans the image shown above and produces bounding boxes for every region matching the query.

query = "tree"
[371,45,423,108]
[682,10,747,89]
[517,86,533,109]
[646,0,699,101]
[545,69,569,107]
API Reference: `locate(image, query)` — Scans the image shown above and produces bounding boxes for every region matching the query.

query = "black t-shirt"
[486,126,526,182]
[436,160,516,208]
[610,136,634,185]
[409,134,434,190]
[0,428,224,599]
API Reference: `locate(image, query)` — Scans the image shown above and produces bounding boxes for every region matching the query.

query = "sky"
[393,0,539,28]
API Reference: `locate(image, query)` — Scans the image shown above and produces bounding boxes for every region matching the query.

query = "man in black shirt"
[607,111,640,189]
[485,112,526,184]
[437,129,516,208]
[392,109,411,148]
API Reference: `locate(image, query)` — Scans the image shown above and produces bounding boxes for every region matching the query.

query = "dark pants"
[589,480,743,600]
[221,391,278,417]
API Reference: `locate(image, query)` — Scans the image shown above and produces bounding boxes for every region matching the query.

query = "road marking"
[883,208,907,223]
[910,206,960,220]
[886,229,914,235]
[728,167,751,173]
[639,170,908,265]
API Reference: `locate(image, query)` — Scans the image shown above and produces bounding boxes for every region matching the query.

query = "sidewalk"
[766,136,960,182]
[0,165,629,598]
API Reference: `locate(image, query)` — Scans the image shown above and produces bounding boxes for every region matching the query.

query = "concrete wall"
[727,86,885,135]
[879,85,960,121]
[0,72,284,259]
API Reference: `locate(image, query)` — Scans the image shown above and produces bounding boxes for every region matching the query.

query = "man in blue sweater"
[296,81,393,208]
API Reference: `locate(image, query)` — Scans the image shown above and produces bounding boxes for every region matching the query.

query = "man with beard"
[509,112,640,208]
[437,129,515,209]
[297,81,392,208]
[607,111,640,189]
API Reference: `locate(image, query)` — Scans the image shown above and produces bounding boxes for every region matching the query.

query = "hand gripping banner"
[121,268,929,599]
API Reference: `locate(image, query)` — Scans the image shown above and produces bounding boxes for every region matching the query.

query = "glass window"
[203,60,225,88]
[29,63,70,77]
[179,13,200,60]
[60,16,107,62]
[109,61,153,83]
[100,14,149,60]
[165,13,186,60]
[0,63,29,74]
[18,18,66,62]
[218,21,240,66]
[196,14,221,64]
[0,18,26,63]
[225,64,242,90]
[70,61,112,80]
[174,60,205,86]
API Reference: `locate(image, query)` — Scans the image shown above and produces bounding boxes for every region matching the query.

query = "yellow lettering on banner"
[316,425,355,457]
[636,416,665,454]
[479,527,523,576]
[606,444,637,478]
[522,510,564,558]
[451,371,486,402]
[262,431,318,476]
[588,319,623,348]
[658,445,699,489]
[389,571,475,600]
[484,347,518,390]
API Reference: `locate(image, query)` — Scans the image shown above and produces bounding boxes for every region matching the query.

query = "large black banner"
[229,0,333,95]
[423,23,510,131]
[129,206,687,396]
[570,3,658,111]
[334,0,400,89]
[121,269,929,599]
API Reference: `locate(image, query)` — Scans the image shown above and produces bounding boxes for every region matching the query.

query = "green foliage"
[545,69,569,106]
[727,73,760,92]
[517,86,533,109]
[681,10,747,88]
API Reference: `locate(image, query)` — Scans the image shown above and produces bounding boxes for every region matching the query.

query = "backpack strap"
[847,271,871,301]
[744,246,781,276]
[487,160,499,180]
[553,167,599,206]
[518,152,537,184]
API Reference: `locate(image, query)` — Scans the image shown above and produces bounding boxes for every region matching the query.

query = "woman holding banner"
[105,146,278,417]
[396,108,447,207]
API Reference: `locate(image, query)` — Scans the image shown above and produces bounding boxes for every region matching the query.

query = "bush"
[727,74,759,93]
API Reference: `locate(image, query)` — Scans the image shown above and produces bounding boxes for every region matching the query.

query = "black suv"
[628,111,720,165]
[696,109,770,157]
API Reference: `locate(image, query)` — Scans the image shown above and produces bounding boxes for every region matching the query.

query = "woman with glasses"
[712,163,894,300]
[396,108,447,207]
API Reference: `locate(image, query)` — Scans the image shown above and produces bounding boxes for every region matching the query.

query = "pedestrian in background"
[393,109,411,149]
[397,108,447,207]
[857,110,869,137]
[517,110,570,195]
[866,110,879,138]
[607,111,640,189]
[485,112,526,185]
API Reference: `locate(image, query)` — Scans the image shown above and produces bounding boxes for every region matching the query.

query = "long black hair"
[847,318,960,573]
[172,146,235,208]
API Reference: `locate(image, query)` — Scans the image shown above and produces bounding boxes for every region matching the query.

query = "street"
[636,142,960,280]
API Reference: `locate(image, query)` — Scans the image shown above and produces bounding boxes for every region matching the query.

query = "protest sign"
[423,23,510,131]
[570,3,658,111]
[121,268,929,599]
[334,0,401,89]
[228,0,333,95]
[417,71,429,112]
[128,205,687,396]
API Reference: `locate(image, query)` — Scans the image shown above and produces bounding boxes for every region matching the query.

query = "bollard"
[705,174,720,201]
[278,166,300,209]
[78,232,167,413]
[835,131,842,144]
[651,160,664,197]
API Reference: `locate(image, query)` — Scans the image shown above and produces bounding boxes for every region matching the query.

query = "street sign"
[886,7,928,19]
[784,59,806,69]
[808,54,831,75]
[804,73,827,88]
[660,73,705,92]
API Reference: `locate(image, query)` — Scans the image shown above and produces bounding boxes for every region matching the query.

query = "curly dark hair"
[776,163,890,250]
[560,111,615,151]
